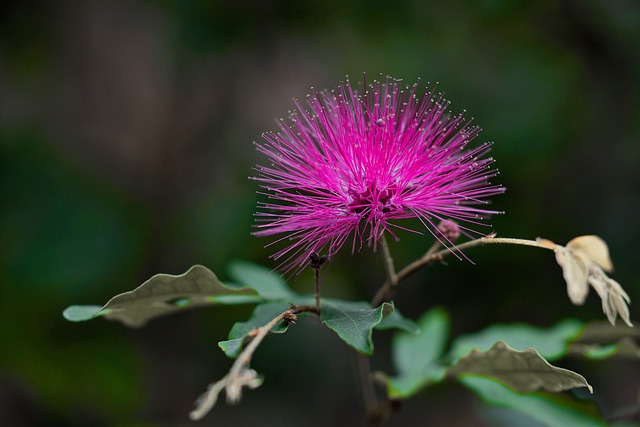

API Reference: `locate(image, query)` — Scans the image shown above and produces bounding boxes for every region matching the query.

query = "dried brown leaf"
[567,235,613,273]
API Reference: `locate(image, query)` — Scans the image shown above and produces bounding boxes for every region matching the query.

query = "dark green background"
[1,0,639,425]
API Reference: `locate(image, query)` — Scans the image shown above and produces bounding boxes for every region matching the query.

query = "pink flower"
[253,76,505,272]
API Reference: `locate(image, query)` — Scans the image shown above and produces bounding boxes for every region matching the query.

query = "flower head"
[253,76,505,272]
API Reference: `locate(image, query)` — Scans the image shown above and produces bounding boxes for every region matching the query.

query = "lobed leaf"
[62,265,256,327]
[447,341,593,394]
[450,319,583,362]
[321,300,393,355]
[461,376,605,427]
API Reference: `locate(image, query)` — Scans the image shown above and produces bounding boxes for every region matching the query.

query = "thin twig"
[314,267,321,310]
[354,352,378,422]
[372,236,553,306]
[228,311,288,380]
[423,239,442,259]
[362,236,555,423]
[190,304,319,420]
[380,235,398,288]
[371,239,441,307]
[232,304,319,376]
[357,235,402,426]
[310,252,327,311]
[398,236,553,283]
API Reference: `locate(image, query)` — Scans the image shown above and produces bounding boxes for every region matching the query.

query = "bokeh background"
[2,0,640,426]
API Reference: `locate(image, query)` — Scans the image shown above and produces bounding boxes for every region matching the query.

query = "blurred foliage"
[1,0,640,425]
[1,129,145,298]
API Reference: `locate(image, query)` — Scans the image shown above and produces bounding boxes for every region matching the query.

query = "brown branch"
[190,304,319,420]
[371,236,554,306]
[355,352,378,422]
[231,304,319,382]
[380,235,398,288]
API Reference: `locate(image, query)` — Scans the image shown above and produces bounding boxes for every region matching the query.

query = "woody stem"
[372,236,554,307]
[314,266,321,310]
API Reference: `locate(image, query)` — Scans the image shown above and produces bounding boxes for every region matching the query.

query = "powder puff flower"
[253,76,505,272]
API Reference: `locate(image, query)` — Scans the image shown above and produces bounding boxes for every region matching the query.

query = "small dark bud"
[309,251,327,269]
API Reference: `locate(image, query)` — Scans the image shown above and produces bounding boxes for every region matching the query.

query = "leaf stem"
[354,352,379,423]
[380,234,398,288]
[310,252,327,312]
[355,235,400,425]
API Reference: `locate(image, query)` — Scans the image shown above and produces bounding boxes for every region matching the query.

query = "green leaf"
[217,338,244,358]
[384,307,449,398]
[208,295,262,305]
[393,308,449,375]
[63,265,256,327]
[218,301,293,358]
[387,368,447,399]
[227,260,295,300]
[375,308,420,334]
[447,341,593,394]
[450,319,583,361]
[461,376,606,427]
[321,300,393,355]
[62,305,105,322]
